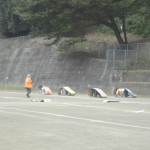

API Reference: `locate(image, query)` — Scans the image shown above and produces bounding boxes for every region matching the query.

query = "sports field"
[0,91,150,150]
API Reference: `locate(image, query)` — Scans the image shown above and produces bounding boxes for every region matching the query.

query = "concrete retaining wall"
[109,70,150,95]
[0,37,150,95]
[0,38,109,93]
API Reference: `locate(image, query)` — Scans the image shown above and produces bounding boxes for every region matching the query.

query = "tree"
[126,0,150,37]
[2,0,149,43]
[0,0,30,37]
[68,0,147,44]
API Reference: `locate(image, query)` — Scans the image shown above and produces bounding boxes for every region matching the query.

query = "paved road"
[0,91,150,150]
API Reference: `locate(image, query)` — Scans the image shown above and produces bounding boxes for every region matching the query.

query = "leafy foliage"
[0,0,149,43]
[126,0,150,37]
[0,0,30,37]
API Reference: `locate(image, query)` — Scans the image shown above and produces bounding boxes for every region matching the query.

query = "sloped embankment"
[0,37,108,92]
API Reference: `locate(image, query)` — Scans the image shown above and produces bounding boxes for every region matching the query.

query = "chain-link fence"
[59,39,150,70]
[59,40,108,59]
[0,36,109,92]
[106,43,150,70]
[1,36,150,71]
[0,36,150,94]
[0,36,32,50]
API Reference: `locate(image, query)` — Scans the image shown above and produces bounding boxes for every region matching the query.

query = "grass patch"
[0,86,24,91]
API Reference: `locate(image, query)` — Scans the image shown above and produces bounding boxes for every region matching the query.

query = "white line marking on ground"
[0,96,28,101]
[3,96,16,99]
[135,110,145,113]
[0,110,49,120]
[52,102,150,114]
[0,91,103,101]
[121,101,150,105]
[0,95,150,114]
[1,91,150,105]
[0,106,150,130]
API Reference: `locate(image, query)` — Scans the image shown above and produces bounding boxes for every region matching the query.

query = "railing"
[106,43,150,70]
[0,36,150,70]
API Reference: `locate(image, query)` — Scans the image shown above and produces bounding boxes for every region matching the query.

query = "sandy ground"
[0,91,150,150]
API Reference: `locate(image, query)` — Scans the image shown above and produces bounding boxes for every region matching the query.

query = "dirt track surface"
[0,91,150,150]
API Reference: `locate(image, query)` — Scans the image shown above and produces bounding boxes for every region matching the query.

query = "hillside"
[0,35,150,95]
[0,36,109,92]
[85,30,150,44]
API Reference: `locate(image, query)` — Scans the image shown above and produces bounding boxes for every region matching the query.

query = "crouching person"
[58,87,76,96]
[39,84,52,95]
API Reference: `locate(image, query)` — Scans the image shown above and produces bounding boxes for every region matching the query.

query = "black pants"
[26,88,31,97]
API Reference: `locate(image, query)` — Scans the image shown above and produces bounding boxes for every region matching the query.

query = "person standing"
[24,74,32,97]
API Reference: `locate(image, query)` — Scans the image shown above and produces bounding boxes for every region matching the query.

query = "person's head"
[27,74,31,77]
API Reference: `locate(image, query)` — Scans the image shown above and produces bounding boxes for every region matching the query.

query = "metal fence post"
[125,49,127,69]
[90,41,91,58]
[81,40,82,51]
[113,45,116,70]
[136,43,138,61]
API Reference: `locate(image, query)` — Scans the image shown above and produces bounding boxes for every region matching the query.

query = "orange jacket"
[25,77,32,88]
